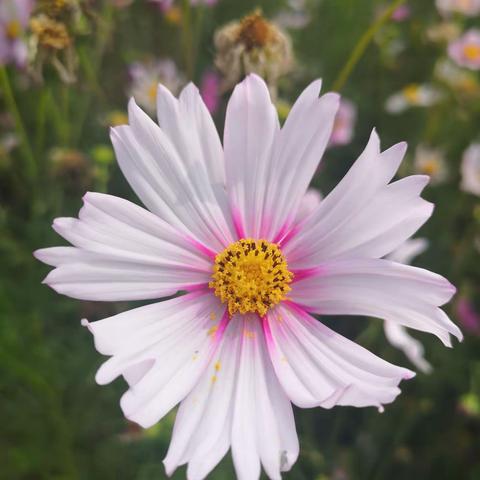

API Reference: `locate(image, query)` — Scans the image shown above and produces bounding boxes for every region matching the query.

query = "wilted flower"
[436,0,480,16]
[385,83,442,113]
[128,59,185,114]
[29,13,77,83]
[456,297,480,334]
[200,69,221,114]
[448,29,480,70]
[214,10,293,97]
[414,145,448,185]
[330,98,357,147]
[461,143,480,195]
[0,0,34,67]
[36,74,461,480]
[385,238,432,373]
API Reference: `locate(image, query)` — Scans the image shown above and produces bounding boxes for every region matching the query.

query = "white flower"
[385,238,432,374]
[413,144,448,185]
[36,75,461,480]
[461,143,480,195]
[436,0,480,16]
[128,59,185,114]
[385,84,442,114]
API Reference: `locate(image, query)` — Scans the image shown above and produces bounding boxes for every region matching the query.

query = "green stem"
[0,66,37,181]
[181,0,194,79]
[331,0,406,92]
[72,5,114,146]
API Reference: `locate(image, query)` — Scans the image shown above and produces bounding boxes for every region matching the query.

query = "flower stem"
[331,0,406,92]
[181,0,195,79]
[0,66,37,181]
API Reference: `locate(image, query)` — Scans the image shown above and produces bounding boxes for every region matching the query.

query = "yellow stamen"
[463,43,480,62]
[209,238,293,317]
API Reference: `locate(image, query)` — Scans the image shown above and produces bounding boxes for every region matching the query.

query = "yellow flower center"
[463,43,480,62]
[6,20,21,39]
[209,239,293,317]
[403,84,420,104]
[421,159,440,176]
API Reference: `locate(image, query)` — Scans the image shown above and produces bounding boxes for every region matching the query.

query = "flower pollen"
[209,238,293,317]
[463,43,480,62]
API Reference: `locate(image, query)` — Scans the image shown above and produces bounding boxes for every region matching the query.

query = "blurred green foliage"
[1,0,480,479]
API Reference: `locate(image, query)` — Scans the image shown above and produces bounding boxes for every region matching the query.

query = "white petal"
[224,73,280,238]
[290,258,462,346]
[35,193,211,301]
[294,188,323,223]
[285,136,432,266]
[265,81,339,240]
[384,322,432,374]
[223,74,338,240]
[264,304,414,410]
[83,292,227,429]
[164,316,299,480]
[111,97,234,252]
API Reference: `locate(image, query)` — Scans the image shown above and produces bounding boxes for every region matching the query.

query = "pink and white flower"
[36,74,461,480]
[461,143,480,195]
[330,98,356,147]
[436,0,480,16]
[448,29,480,70]
[0,0,33,67]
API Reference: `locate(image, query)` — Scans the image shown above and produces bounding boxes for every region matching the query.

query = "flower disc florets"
[209,238,293,317]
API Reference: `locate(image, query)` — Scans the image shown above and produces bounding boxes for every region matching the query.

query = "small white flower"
[385,84,442,114]
[436,0,480,16]
[128,59,185,114]
[461,143,480,195]
[414,144,448,185]
[385,239,432,374]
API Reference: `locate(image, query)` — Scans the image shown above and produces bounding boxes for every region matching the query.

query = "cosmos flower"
[385,84,442,114]
[329,98,357,147]
[384,238,432,373]
[461,143,480,195]
[35,74,461,480]
[0,0,33,67]
[413,145,448,185]
[128,59,185,114]
[214,11,293,98]
[448,29,480,70]
[436,0,480,16]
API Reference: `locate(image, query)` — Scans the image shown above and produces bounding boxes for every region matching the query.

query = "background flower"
[448,29,480,70]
